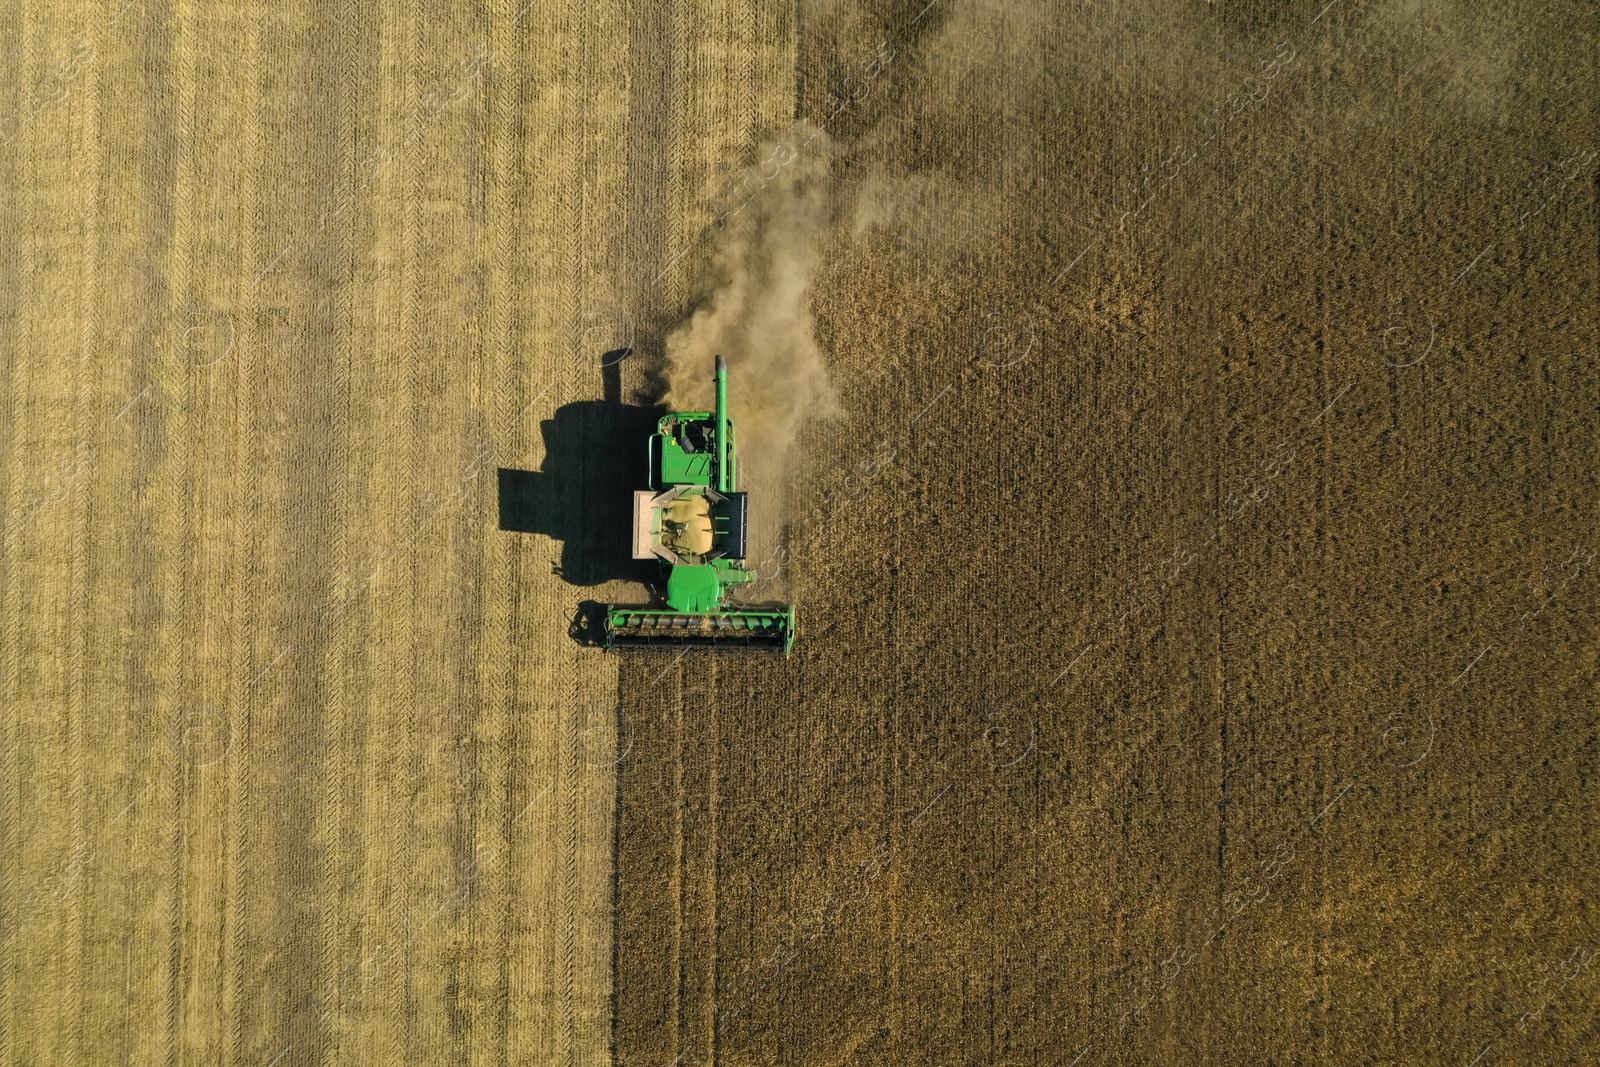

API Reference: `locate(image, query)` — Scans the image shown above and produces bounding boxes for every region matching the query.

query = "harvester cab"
[603,356,797,654]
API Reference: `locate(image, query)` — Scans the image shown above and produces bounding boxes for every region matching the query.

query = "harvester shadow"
[568,601,609,648]
[497,355,661,606]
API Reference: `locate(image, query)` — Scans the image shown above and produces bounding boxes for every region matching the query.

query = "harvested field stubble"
[1,0,791,1062]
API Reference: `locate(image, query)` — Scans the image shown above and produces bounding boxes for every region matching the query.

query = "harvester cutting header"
[603,356,797,654]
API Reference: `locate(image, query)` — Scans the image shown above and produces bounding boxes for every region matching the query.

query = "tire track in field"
[444,6,506,1058]
[482,7,528,1058]
[401,28,486,1042]
[255,0,370,1059]
[0,40,20,1043]
[218,17,267,1065]
[102,9,178,1058]
[60,5,107,1059]
[554,0,594,1001]
[408,3,493,1062]
[0,7,35,1053]
[161,8,201,1060]
[169,8,249,1060]
[561,14,595,1058]
[392,3,427,1056]
[624,0,674,342]
[221,14,269,1056]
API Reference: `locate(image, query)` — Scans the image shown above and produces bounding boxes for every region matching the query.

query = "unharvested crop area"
[3,1,1597,1066]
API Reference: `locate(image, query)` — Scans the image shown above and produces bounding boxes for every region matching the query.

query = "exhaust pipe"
[715,354,730,493]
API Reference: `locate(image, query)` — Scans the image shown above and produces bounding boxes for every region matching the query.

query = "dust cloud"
[662,122,840,559]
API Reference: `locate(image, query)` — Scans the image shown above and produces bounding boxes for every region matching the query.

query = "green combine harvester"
[603,356,797,654]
